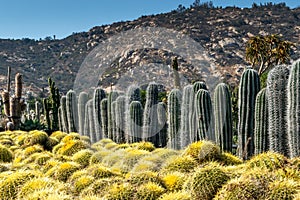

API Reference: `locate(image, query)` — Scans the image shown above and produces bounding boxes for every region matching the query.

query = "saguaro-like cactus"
[93,88,106,141]
[214,83,233,152]
[111,101,117,142]
[195,89,214,141]
[115,96,126,143]
[87,99,96,143]
[180,85,193,148]
[267,65,289,157]
[100,98,108,138]
[128,101,143,143]
[237,68,260,160]
[167,89,182,150]
[78,92,89,136]
[190,81,208,142]
[157,102,167,147]
[254,88,269,155]
[287,60,300,158]
[83,100,90,137]
[66,90,78,133]
[143,82,159,146]
[35,101,40,122]
[107,91,119,140]
[60,96,69,133]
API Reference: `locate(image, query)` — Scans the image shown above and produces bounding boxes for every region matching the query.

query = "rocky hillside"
[0,3,299,96]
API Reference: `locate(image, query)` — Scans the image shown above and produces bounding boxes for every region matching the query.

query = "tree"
[192,0,200,8]
[245,34,294,75]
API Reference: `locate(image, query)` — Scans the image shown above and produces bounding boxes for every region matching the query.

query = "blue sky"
[0,0,298,40]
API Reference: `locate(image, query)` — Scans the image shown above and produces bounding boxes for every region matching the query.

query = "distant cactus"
[111,101,117,142]
[190,81,208,142]
[180,85,193,148]
[195,89,214,141]
[78,92,89,136]
[214,83,233,152]
[267,65,289,157]
[143,83,159,146]
[287,60,300,158]
[35,101,40,122]
[238,68,260,160]
[115,96,126,143]
[157,102,167,147]
[107,91,119,140]
[66,90,78,133]
[60,96,69,133]
[254,88,269,155]
[128,101,143,143]
[167,89,182,150]
[93,88,106,141]
[100,98,108,138]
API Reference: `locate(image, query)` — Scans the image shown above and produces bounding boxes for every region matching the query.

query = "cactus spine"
[115,96,126,143]
[66,90,78,133]
[254,88,269,155]
[180,85,193,148]
[78,92,89,136]
[60,96,69,133]
[107,91,119,140]
[167,89,182,150]
[267,65,289,157]
[195,89,214,141]
[214,83,233,152]
[287,60,300,158]
[238,68,260,160]
[100,98,108,138]
[93,88,106,141]
[128,101,143,143]
[143,82,159,146]
[157,102,167,147]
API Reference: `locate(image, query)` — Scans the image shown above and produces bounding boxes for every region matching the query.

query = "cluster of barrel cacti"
[56,59,300,160]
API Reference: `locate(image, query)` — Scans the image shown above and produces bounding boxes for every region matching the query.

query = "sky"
[0,0,298,40]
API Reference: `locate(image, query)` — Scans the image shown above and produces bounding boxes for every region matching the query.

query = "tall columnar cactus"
[254,88,269,155]
[115,96,126,143]
[111,101,117,142]
[143,82,159,146]
[58,106,63,131]
[214,83,233,152]
[172,57,181,89]
[157,102,167,147]
[35,101,40,122]
[66,90,78,133]
[100,98,108,138]
[195,89,214,141]
[78,92,89,136]
[167,89,182,150]
[107,91,119,140]
[238,68,260,160]
[287,60,300,158]
[128,101,143,143]
[126,85,141,103]
[267,65,289,157]
[180,85,193,148]
[60,96,69,133]
[83,100,90,137]
[93,88,106,141]
[190,81,208,142]
[87,99,96,143]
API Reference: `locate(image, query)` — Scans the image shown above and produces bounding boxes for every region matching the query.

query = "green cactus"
[157,102,167,147]
[87,99,96,143]
[83,99,90,137]
[128,101,143,143]
[238,68,260,160]
[167,89,182,150]
[254,88,269,155]
[66,90,78,133]
[180,85,193,148]
[111,101,117,142]
[143,82,159,146]
[60,96,69,133]
[78,92,89,136]
[267,65,289,157]
[195,89,214,141]
[287,59,300,158]
[214,83,233,152]
[107,91,119,140]
[115,96,126,143]
[93,88,106,141]
[100,98,108,138]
